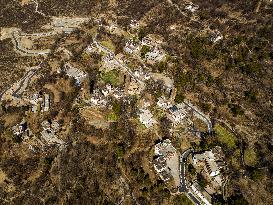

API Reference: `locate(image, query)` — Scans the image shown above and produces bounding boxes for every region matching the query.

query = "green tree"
[174,93,185,103]
[228,104,244,116]
[157,61,167,73]
[44,156,54,166]
[115,144,125,158]
[138,28,145,40]
[250,169,263,181]
[244,90,257,102]
[188,164,196,176]
[197,173,208,189]
[112,101,122,116]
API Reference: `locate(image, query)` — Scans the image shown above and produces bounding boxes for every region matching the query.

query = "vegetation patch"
[228,103,244,116]
[214,124,237,149]
[244,148,257,166]
[101,70,120,86]
[174,93,185,104]
[140,45,151,58]
[100,39,115,51]
[106,112,119,122]
[172,194,194,205]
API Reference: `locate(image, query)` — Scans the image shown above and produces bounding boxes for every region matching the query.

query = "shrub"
[112,101,122,116]
[188,164,196,175]
[250,169,263,181]
[228,104,244,116]
[244,90,257,102]
[115,144,125,158]
[44,156,54,166]
[197,173,208,189]
[174,93,185,103]
[106,112,118,121]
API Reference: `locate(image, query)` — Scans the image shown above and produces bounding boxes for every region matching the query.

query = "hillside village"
[0,17,230,205]
[0,0,272,204]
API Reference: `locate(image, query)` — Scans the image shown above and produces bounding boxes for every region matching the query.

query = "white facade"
[193,151,221,177]
[64,63,87,85]
[210,31,223,43]
[31,93,39,113]
[167,106,187,125]
[145,47,165,63]
[190,186,212,205]
[44,94,50,112]
[157,97,172,110]
[138,109,157,128]
[185,3,199,12]
[124,40,139,54]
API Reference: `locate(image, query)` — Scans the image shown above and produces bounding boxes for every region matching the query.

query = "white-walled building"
[63,63,87,85]
[138,109,157,128]
[153,139,180,186]
[193,150,221,177]
[185,3,199,12]
[43,94,50,112]
[167,105,187,126]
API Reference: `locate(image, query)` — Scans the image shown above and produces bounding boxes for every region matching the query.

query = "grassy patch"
[230,149,241,170]
[101,70,120,86]
[106,112,118,122]
[152,107,165,119]
[244,148,257,166]
[214,124,237,149]
[100,39,115,51]
[81,51,90,61]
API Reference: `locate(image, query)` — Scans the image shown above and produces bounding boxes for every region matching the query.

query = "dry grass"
[80,107,109,129]
[44,79,73,103]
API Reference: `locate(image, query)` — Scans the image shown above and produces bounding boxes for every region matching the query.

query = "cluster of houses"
[141,37,166,64]
[40,119,64,146]
[127,78,144,95]
[167,105,188,126]
[129,19,140,31]
[30,93,50,113]
[157,97,189,126]
[86,43,99,54]
[90,84,124,107]
[184,147,227,205]
[145,47,165,64]
[190,182,212,205]
[124,39,140,54]
[133,69,151,81]
[12,119,32,141]
[153,139,180,186]
[124,36,166,64]
[102,53,121,71]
